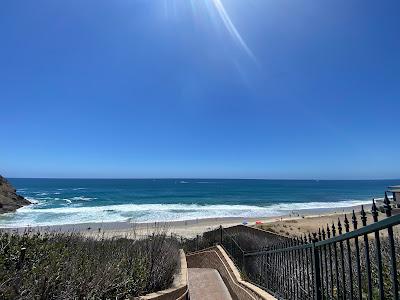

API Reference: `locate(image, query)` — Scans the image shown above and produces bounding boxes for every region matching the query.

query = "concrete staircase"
[188,268,232,300]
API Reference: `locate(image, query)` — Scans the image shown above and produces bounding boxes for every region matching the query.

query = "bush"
[0,230,179,299]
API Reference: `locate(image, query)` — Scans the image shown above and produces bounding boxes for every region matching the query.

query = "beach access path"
[188,268,232,300]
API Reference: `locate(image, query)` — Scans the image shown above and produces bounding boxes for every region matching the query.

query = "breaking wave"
[0,199,371,228]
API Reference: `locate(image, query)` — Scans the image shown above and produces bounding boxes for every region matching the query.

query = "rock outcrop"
[0,176,30,214]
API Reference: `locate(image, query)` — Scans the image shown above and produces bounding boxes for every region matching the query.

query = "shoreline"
[1,203,367,238]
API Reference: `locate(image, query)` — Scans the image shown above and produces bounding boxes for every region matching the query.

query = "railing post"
[372,199,385,300]
[242,251,246,274]
[312,234,322,300]
[384,192,399,300]
[220,225,223,245]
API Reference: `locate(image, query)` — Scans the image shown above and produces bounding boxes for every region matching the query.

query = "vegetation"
[0,230,179,299]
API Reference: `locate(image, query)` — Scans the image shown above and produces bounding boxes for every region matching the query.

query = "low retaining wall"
[186,246,276,300]
[137,249,188,300]
[202,225,290,252]
[226,225,290,244]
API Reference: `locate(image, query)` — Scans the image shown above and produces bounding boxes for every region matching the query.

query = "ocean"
[0,179,398,227]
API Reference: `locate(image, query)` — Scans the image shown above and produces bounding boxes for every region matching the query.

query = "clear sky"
[1,0,399,179]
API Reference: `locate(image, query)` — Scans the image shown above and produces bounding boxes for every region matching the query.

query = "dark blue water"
[0,179,397,227]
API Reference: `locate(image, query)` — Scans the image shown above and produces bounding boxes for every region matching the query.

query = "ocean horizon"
[1,178,398,227]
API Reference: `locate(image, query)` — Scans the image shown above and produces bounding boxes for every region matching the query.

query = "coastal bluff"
[0,176,30,213]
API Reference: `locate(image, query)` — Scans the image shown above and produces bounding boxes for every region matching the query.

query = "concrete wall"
[186,246,276,300]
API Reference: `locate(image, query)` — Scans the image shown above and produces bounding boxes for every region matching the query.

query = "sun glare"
[163,0,256,62]
[210,0,257,62]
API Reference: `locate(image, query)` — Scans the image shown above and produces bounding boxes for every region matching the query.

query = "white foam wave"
[70,196,97,201]
[35,192,48,196]
[267,199,372,211]
[0,199,372,228]
[25,197,39,204]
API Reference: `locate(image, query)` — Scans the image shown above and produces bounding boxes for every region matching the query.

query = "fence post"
[242,251,246,274]
[312,234,322,300]
[220,225,223,245]
[384,193,399,300]
[16,247,26,270]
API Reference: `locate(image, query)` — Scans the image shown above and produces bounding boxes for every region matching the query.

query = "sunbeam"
[211,0,257,62]
[162,0,257,62]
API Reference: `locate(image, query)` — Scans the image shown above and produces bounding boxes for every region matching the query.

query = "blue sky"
[1,0,399,179]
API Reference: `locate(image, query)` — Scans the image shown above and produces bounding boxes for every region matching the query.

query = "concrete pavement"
[188,268,233,300]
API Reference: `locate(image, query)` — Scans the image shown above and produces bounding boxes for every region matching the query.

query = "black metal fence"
[242,193,400,300]
[184,192,400,300]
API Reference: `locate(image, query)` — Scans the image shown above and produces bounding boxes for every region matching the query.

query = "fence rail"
[183,192,400,300]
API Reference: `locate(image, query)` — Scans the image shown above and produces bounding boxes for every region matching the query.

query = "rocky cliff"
[0,176,30,214]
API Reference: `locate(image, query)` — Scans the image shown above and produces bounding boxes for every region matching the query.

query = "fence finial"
[352,210,358,229]
[326,224,331,238]
[360,205,367,226]
[383,191,392,217]
[312,232,318,243]
[318,228,322,241]
[344,214,350,233]
[371,199,379,222]
[331,223,336,236]
[338,218,343,234]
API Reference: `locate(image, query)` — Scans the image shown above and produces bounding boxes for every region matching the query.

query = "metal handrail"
[222,228,245,254]
[176,286,190,300]
[245,243,312,257]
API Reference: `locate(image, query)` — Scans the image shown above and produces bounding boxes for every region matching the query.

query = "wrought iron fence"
[183,192,400,300]
[244,194,399,299]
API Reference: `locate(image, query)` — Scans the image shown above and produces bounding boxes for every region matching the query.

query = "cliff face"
[0,176,30,214]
